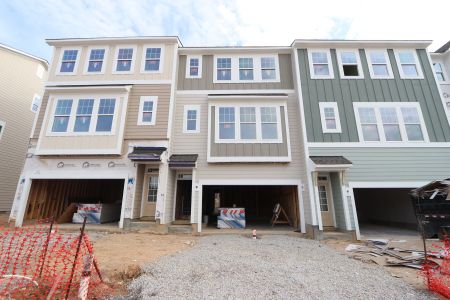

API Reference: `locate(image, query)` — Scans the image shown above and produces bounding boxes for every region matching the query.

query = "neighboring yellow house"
[0,43,48,212]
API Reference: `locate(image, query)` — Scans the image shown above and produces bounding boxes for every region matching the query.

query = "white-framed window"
[365,49,394,79]
[137,96,158,125]
[433,62,446,82]
[354,102,428,143]
[213,55,280,83]
[141,45,164,73]
[319,102,341,133]
[85,47,108,74]
[31,94,41,113]
[57,48,81,75]
[214,104,283,143]
[185,55,202,78]
[113,46,136,73]
[0,120,5,141]
[394,50,423,79]
[308,49,334,79]
[336,49,364,79]
[183,105,200,133]
[48,96,119,136]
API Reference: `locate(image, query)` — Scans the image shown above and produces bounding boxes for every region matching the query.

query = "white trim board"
[199,179,302,186]
[349,181,427,188]
[176,89,296,95]
[308,142,450,148]
[207,156,291,163]
[46,80,172,86]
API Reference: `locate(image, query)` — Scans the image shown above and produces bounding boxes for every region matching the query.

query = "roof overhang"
[0,43,48,67]
[168,154,198,169]
[310,156,353,171]
[46,36,182,47]
[291,39,432,49]
[45,85,132,93]
[179,46,291,55]
[128,147,167,162]
[207,93,288,101]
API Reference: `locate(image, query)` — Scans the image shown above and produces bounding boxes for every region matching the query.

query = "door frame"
[173,172,193,220]
[317,173,336,228]
[140,171,159,218]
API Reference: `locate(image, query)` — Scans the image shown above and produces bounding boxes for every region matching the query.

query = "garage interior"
[202,185,299,229]
[354,188,418,232]
[24,179,124,224]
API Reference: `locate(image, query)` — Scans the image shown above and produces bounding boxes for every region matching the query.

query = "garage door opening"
[24,179,124,225]
[354,188,419,236]
[202,185,299,229]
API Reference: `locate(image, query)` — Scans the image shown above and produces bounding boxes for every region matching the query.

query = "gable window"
[319,102,341,133]
[138,96,158,125]
[115,48,134,72]
[433,63,446,82]
[337,50,363,78]
[240,107,256,139]
[218,107,235,139]
[96,99,116,132]
[366,50,393,78]
[239,58,254,80]
[183,105,200,133]
[74,99,94,132]
[87,49,106,73]
[354,103,428,142]
[394,50,423,79]
[59,49,78,73]
[308,50,333,79]
[0,120,5,141]
[217,58,232,81]
[186,55,202,78]
[261,57,276,80]
[52,99,73,132]
[144,47,161,71]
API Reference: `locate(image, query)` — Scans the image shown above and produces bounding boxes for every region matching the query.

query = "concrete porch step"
[168,224,192,234]
[172,219,191,225]
[128,220,158,230]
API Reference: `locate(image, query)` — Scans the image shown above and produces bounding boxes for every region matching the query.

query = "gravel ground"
[121,235,433,300]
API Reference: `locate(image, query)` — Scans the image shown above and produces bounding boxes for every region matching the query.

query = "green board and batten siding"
[297,48,450,143]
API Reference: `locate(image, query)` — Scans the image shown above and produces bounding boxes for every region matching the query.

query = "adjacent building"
[430,41,450,123]
[0,43,48,212]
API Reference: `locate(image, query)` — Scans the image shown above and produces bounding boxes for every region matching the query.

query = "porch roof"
[310,156,353,171]
[128,147,166,161]
[169,154,198,168]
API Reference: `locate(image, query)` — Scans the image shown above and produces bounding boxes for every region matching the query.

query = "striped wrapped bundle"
[217,208,245,229]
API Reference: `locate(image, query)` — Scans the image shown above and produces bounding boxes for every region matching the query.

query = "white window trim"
[365,49,394,79]
[336,49,364,79]
[0,120,5,141]
[112,45,137,74]
[137,96,158,125]
[433,61,449,83]
[183,105,200,133]
[307,49,334,79]
[46,94,121,136]
[393,49,424,79]
[213,54,280,83]
[353,102,429,143]
[214,103,283,144]
[83,46,109,75]
[140,44,165,74]
[185,55,202,78]
[319,102,342,133]
[56,47,82,76]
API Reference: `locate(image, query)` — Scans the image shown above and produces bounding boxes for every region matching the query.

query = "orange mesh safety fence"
[422,237,450,298]
[0,219,112,299]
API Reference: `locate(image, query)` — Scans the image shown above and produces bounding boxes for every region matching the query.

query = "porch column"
[339,171,352,231]
[312,171,323,231]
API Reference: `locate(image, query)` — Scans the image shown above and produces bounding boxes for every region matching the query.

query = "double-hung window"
[217,58,232,81]
[319,102,341,133]
[433,63,446,82]
[59,49,79,73]
[138,96,158,125]
[240,107,257,139]
[87,48,106,73]
[96,99,116,132]
[337,50,363,78]
[143,47,162,71]
[261,57,276,80]
[366,50,393,78]
[354,103,427,142]
[183,105,200,133]
[260,107,278,139]
[115,48,134,72]
[394,50,423,79]
[52,99,73,132]
[186,56,202,78]
[239,58,254,80]
[308,50,333,79]
[74,99,94,132]
[218,107,235,139]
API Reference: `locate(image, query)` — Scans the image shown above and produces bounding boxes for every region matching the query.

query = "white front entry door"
[317,176,335,227]
[141,174,159,218]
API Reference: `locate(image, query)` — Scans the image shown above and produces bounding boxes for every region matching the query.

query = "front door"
[141,174,158,218]
[317,176,334,227]
[175,179,192,220]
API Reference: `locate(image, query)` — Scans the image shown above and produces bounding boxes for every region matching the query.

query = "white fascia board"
[291,39,432,49]
[207,156,291,163]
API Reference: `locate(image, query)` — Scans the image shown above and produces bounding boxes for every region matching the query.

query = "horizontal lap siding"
[297,49,450,143]
[310,147,450,182]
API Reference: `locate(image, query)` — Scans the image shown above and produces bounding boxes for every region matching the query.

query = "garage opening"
[24,179,124,225]
[202,185,299,229]
[354,188,419,235]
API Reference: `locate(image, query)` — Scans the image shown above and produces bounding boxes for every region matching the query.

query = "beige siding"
[0,48,47,211]
[177,54,294,90]
[133,164,145,218]
[164,168,176,223]
[209,106,289,157]
[124,84,171,140]
[33,91,49,139]
[48,43,176,83]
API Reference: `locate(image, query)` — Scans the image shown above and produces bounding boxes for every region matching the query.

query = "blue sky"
[0,0,449,61]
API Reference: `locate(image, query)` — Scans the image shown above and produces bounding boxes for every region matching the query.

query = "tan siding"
[133,164,145,218]
[0,48,47,211]
[33,91,49,139]
[164,168,176,223]
[124,84,171,140]
[177,54,294,90]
